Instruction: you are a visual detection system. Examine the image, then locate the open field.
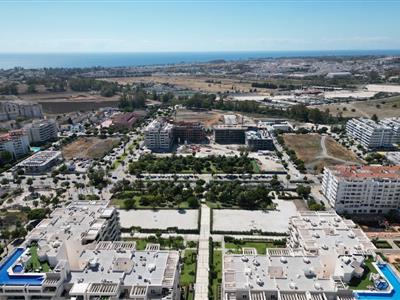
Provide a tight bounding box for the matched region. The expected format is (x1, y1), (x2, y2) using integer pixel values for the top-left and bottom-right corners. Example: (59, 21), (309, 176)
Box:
(62, 136), (120, 160)
(16, 91), (120, 114)
(174, 108), (222, 127)
(283, 133), (363, 173)
(102, 75), (254, 93)
(315, 95), (400, 119)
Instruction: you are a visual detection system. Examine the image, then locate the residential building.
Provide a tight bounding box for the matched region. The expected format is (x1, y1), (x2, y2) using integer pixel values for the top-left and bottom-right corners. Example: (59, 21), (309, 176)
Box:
(0, 100), (43, 121)
(213, 125), (247, 144)
(345, 118), (394, 149)
(0, 201), (181, 300)
(380, 117), (400, 144)
(222, 211), (375, 300)
(112, 112), (138, 129)
(322, 165), (400, 214)
(245, 130), (274, 151)
(386, 151), (400, 165)
(25, 119), (58, 145)
(144, 119), (173, 151)
(0, 130), (30, 159)
(18, 150), (63, 174)
(172, 121), (206, 144)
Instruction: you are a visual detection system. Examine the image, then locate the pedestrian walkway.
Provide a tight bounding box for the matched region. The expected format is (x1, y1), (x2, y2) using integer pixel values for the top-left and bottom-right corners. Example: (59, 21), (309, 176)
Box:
(194, 204), (210, 300)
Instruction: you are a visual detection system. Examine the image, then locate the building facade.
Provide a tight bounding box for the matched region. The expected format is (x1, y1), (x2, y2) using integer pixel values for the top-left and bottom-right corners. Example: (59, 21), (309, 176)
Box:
(144, 119), (173, 151)
(172, 121), (206, 144)
(0, 130), (30, 159)
(25, 119), (58, 145)
(346, 118), (394, 149)
(322, 165), (400, 214)
(213, 125), (247, 144)
(0, 101), (43, 121)
(245, 130), (274, 151)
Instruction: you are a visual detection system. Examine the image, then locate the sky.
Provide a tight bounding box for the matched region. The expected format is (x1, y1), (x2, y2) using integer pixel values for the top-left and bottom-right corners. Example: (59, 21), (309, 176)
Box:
(0, 0), (400, 53)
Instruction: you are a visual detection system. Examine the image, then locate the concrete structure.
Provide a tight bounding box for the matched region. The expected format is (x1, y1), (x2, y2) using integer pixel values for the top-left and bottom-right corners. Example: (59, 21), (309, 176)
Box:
(172, 121), (206, 144)
(18, 150), (63, 174)
(386, 151), (400, 165)
(25, 119), (58, 145)
(0, 201), (181, 300)
(0, 100), (43, 121)
(222, 211), (375, 300)
(322, 165), (400, 214)
(346, 118), (394, 149)
(380, 117), (400, 144)
(213, 125), (247, 144)
(144, 119), (173, 151)
(245, 130), (274, 151)
(0, 130), (30, 159)
(112, 112), (138, 129)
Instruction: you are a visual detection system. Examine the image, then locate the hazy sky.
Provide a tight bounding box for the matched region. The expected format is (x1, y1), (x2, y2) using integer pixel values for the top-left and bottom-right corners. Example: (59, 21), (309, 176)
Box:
(1, 0), (400, 52)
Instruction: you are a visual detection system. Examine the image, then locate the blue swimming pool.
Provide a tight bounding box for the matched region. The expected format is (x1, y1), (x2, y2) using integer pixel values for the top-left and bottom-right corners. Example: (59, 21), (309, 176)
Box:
(355, 264), (400, 300)
(0, 248), (44, 286)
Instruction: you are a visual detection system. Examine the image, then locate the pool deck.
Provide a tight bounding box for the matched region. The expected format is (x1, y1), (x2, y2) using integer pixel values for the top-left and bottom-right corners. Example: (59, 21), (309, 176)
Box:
(0, 248), (44, 286)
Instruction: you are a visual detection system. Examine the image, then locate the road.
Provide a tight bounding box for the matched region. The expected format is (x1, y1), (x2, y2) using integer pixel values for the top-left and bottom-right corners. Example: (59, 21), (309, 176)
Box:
(194, 204), (211, 300)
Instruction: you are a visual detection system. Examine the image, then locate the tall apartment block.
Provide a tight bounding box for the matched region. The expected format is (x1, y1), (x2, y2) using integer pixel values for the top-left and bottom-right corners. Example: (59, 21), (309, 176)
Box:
(144, 119), (174, 151)
(0, 129), (30, 159)
(322, 165), (400, 214)
(25, 119), (58, 144)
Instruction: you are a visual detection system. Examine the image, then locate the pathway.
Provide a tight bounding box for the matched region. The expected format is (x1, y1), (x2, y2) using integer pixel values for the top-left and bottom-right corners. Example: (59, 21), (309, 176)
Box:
(194, 204), (211, 300)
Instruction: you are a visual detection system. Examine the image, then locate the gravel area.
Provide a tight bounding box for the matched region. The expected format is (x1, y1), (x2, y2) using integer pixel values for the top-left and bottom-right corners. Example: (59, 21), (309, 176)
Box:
(118, 209), (199, 230)
(212, 200), (298, 234)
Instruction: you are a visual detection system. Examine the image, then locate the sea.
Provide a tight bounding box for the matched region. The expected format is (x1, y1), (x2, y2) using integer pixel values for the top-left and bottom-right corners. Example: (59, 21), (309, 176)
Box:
(0, 50), (399, 70)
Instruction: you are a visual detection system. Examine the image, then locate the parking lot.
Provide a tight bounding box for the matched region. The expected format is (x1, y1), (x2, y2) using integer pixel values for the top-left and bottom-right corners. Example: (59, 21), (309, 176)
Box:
(118, 209), (199, 230)
(212, 200), (298, 234)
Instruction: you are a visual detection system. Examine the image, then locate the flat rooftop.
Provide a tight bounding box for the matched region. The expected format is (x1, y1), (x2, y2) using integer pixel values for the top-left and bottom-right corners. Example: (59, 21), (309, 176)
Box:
(328, 165), (400, 180)
(19, 150), (61, 167)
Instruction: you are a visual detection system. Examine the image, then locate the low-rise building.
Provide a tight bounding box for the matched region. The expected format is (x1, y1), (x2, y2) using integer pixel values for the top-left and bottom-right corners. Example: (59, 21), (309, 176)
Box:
(245, 130), (274, 151)
(222, 211), (375, 300)
(0, 201), (181, 300)
(144, 119), (173, 151)
(213, 125), (247, 144)
(25, 119), (58, 145)
(112, 112), (138, 129)
(346, 118), (394, 149)
(380, 117), (400, 144)
(0, 130), (30, 159)
(18, 150), (63, 174)
(322, 165), (400, 214)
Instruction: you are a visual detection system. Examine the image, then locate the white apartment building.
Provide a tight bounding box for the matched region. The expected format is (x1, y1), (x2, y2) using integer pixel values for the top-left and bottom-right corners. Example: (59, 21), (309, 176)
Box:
(144, 119), (173, 151)
(25, 119), (58, 144)
(0, 100), (43, 121)
(0, 201), (181, 300)
(346, 118), (394, 149)
(222, 211), (375, 300)
(380, 117), (400, 144)
(0, 130), (30, 159)
(322, 165), (400, 214)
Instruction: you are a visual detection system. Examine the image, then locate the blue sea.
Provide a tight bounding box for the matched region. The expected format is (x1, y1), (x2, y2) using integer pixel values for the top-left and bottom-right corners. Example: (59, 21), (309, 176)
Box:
(0, 50), (399, 69)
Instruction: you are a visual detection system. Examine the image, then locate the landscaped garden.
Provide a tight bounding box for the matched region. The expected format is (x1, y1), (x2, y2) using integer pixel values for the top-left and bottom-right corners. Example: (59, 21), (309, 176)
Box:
(180, 250), (197, 300)
(348, 258), (378, 290)
(25, 245), (51, 273)
(224, 238), (287, 255)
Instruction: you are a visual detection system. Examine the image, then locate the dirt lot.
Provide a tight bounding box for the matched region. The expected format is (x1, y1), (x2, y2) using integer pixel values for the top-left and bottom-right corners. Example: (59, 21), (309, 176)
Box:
(103, 75), (254, 93)
(315, 95), (400, 119)
(283, 133), (363, 173)
(174, 108), (223, 127)
(62, 137), (120, 160)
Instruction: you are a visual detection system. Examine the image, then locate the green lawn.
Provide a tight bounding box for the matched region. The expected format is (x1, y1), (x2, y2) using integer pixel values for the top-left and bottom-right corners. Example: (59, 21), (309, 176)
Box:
(180, 250), (197, 285)
(211, 250), (222, 300)
(348, 258), (378, 290)
(373, 240), (393, 249)
(26, 246), (51, 272)
(225, 241), (283, 255)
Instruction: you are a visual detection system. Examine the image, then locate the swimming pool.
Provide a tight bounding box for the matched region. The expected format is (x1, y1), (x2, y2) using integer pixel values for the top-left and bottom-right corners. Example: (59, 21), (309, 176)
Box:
(0, 248), (44, 286)
(355, 264), (400, 300)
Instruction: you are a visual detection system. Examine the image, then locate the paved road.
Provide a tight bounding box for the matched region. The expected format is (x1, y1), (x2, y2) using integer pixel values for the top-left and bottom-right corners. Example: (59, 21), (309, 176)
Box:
(194, 204), (211, 300)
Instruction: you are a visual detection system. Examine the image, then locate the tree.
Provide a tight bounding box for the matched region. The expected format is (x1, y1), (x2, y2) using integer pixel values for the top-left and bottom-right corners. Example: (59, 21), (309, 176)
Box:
(296, 184), (311, 199)
(371, 114), (379, 122)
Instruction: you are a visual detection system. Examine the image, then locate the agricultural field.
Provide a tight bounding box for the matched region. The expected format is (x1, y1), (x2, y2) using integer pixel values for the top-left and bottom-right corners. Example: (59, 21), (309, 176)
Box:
(282, 133), (363, 173)
(62, 136), (120, 160)
(315, 95), (400, 119)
